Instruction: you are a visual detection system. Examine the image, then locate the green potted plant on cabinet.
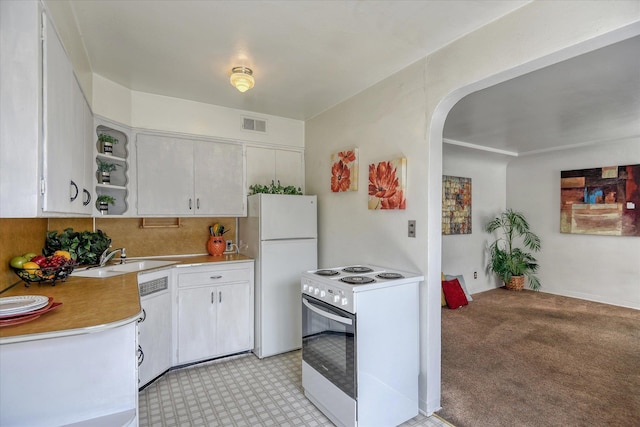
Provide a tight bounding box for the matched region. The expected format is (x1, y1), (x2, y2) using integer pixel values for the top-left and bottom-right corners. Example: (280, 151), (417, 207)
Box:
(98, 133), (119, 156)
(96, 194), (115, 215)
(485, 209), (541, 290)
(97, 159), (118, 184)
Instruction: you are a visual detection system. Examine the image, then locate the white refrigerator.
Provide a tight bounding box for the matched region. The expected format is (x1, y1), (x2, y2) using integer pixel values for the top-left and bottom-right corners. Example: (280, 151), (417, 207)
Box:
(239, 194), (318, 358)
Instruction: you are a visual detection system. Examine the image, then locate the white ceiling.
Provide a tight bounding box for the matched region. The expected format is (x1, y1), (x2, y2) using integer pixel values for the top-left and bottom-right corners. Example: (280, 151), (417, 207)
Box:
(444, 35), (640, 156)
(66, 1), (639, 155)
(68, 0), (530, 120)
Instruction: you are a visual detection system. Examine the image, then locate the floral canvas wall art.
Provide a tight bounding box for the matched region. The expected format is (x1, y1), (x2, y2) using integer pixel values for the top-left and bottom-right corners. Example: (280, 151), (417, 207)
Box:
(368, 157), (406, 210)
(331, 149), (358, 192)
(442, 175), (472, 235)
(561, 164), (640, 236)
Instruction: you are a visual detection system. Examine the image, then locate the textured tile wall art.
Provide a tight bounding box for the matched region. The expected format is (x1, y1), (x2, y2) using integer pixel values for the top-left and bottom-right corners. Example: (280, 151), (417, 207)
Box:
(442, 176), (472, 235)
(561, 164), (640, 236)
(330, 148), (359, 192)
(368, 157), (406, 210)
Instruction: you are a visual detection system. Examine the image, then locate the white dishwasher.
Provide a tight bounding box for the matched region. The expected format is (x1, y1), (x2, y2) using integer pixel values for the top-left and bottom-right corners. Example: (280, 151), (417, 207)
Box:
(137, 268), (172, 389)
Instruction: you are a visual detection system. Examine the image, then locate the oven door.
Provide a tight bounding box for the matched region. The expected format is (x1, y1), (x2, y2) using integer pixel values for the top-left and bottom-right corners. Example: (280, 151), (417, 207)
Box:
(302, 295), (357, 399)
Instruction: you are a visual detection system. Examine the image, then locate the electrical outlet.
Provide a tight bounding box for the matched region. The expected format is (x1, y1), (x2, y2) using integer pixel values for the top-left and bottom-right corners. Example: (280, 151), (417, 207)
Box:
(225, 240), (233, 252)
(474, 272), (478, 279)
(408, 220), (416, 237)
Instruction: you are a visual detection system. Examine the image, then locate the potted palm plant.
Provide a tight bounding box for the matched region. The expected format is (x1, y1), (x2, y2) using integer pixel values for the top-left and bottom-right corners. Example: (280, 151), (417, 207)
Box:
(485, 209), (541, 290)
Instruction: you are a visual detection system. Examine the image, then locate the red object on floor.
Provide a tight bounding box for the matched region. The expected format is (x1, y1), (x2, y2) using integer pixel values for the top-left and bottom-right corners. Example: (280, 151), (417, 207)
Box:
(442, 279), (468, 309)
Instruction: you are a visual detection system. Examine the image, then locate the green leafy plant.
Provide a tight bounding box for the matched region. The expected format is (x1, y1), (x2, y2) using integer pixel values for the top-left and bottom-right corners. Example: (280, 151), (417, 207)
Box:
(97, 159), (118, 172)
(485, 209), (541, 290)
(96, 195), (116, 205)
(249, 180), (303, 195)
(44, 228), (112, 265)
(98, 133), (119, 144)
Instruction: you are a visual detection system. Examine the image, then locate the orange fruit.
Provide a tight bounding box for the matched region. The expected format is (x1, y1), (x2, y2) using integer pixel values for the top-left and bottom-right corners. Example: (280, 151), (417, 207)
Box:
(53, 250), (71, 260)
(22, 261), (40, 279)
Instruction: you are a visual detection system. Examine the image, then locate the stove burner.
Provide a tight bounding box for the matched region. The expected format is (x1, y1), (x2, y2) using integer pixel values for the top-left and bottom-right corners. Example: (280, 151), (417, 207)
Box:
(315, 269), (340, 276)
(340, 276), (375, 285)
(376, 272), (405, 280)
(342, 266), (374, 274)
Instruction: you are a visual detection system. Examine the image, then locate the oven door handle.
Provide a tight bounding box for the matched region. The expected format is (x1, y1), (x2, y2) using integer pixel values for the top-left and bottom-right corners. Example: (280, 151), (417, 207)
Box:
(303, 298), (353, 325)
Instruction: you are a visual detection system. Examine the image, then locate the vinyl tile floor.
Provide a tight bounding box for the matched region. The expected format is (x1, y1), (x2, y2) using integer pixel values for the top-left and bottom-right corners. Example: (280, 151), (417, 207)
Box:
(138, 350), (452, 427)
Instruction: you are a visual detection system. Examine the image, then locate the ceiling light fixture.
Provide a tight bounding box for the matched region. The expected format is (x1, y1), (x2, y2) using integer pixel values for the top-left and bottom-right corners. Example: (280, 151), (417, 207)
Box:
(230, 66), (255, 93)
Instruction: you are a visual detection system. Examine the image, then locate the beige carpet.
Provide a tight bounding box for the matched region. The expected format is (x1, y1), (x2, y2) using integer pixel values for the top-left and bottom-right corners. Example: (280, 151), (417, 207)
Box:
(437, 288), (640, 427)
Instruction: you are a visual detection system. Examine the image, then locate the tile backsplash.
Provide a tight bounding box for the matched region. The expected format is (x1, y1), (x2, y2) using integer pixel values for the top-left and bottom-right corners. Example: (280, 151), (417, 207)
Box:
(1, 217), (236, 288)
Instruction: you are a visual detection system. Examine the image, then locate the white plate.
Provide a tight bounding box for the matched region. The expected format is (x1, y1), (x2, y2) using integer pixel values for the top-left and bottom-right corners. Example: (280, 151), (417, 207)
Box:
(0, 295), (50, 316)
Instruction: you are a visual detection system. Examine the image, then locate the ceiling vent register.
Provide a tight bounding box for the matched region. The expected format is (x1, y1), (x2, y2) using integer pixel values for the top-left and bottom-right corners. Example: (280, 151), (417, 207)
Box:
(242, 117), (267, 133)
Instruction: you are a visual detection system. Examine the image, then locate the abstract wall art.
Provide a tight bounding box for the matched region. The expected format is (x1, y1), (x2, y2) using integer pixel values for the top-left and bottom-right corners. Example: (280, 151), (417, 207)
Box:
(330, 148), (359, 192)
(442, 175), (472, 235)
(560, 164), (640, 236)
(368, 157), (406, 210)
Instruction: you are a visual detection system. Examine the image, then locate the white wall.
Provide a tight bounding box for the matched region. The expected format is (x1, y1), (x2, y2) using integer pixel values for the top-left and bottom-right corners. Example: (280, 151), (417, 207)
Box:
(306, 1), (640, 415)
(441, 145), (509, 294)
(507, 138), (640, 309)
(92, 75), (304, 148)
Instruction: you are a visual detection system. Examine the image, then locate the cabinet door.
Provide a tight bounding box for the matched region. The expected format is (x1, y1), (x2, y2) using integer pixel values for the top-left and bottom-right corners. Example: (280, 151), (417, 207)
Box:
(275, 150), (304, 192)
(137, 134), (194, 215)
(216, 282), (252, 356)
(194, 141), (245, 216)
(246, 146), (276, 190)
(42, 16), (74, 213)
(138, 292), (172, 388)
(177, 286), (217, 364)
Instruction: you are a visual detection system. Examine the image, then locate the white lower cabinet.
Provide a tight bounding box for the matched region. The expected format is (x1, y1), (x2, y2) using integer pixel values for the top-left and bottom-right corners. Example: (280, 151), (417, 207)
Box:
(175, 262), (254, 365)
(138, 291), (172, 388)
(0, 322), (138, 427)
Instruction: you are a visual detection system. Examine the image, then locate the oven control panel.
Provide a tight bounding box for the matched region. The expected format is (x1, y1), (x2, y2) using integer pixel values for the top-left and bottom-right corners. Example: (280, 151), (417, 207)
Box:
(301, 277), (353, 313)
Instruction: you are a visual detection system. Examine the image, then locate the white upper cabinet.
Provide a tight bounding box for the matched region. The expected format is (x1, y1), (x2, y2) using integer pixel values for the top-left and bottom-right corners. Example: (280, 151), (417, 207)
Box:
(136, 133), (245, 216)
(41, 12), (93, 215)
(246, 146), (304, 194)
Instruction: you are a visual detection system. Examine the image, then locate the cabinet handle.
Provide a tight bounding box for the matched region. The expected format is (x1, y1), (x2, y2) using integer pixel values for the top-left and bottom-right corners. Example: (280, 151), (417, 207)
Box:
(137, 345), (144, 366)
(210, 275), (222, 280)
(137, 308), (146, 323)
(70, 180), (78, 202)
(219, 291), (222, 303)
(82, 189), (91, 206)
(189, 198), (192, 210)
(211, 291), (214, 304)
(197, 198), (200, 210)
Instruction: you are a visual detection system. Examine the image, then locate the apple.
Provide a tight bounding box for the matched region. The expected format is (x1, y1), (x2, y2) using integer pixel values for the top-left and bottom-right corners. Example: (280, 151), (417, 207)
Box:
(22, 252), (37, 261)
(10, 256), (28, 269)
(31, 255), (47, 266)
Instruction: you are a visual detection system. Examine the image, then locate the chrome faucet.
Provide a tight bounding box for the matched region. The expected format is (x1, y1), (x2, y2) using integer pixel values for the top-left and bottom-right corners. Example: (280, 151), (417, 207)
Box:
(99, 247), (127, 266)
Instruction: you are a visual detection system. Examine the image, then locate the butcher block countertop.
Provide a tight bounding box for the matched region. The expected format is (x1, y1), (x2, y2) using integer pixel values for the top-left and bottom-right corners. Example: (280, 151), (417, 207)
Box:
(0, 253), (253, 344)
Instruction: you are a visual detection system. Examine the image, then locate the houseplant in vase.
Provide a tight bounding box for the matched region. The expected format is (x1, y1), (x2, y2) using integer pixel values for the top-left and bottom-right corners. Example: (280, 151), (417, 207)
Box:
(96, 195), (115, 215)
(485, 209), (541, 290)
(97, 159), (117, 184)
(98, 133), (119, 156)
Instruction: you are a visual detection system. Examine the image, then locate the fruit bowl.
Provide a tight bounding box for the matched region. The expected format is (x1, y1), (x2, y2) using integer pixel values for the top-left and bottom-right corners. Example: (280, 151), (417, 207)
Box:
(13, 262), (78, 286)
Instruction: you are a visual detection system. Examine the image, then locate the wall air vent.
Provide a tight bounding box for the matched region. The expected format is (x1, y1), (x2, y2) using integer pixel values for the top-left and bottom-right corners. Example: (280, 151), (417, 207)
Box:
(242, 117), (267, 133)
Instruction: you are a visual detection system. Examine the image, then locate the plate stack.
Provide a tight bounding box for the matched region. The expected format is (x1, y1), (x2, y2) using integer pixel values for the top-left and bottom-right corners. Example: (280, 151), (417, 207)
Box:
(0, 295), (62, 327)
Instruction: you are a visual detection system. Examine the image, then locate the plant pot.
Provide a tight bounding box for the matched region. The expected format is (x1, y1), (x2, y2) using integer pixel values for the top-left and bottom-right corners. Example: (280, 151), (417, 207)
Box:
(207, 236), (225, 256)
(101, 140), (113, 156)
(98, 171), (111, 184)
(505, 275), (525, 291)
(98, 202), (109, 215)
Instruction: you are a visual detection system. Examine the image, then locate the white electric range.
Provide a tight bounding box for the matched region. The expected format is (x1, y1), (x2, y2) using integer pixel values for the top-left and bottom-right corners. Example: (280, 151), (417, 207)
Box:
(301, 264), (424, 427)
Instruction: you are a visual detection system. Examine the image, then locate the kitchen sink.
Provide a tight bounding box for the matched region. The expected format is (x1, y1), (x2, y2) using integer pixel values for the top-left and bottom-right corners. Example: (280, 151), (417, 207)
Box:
(72, 260), (179, 278)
